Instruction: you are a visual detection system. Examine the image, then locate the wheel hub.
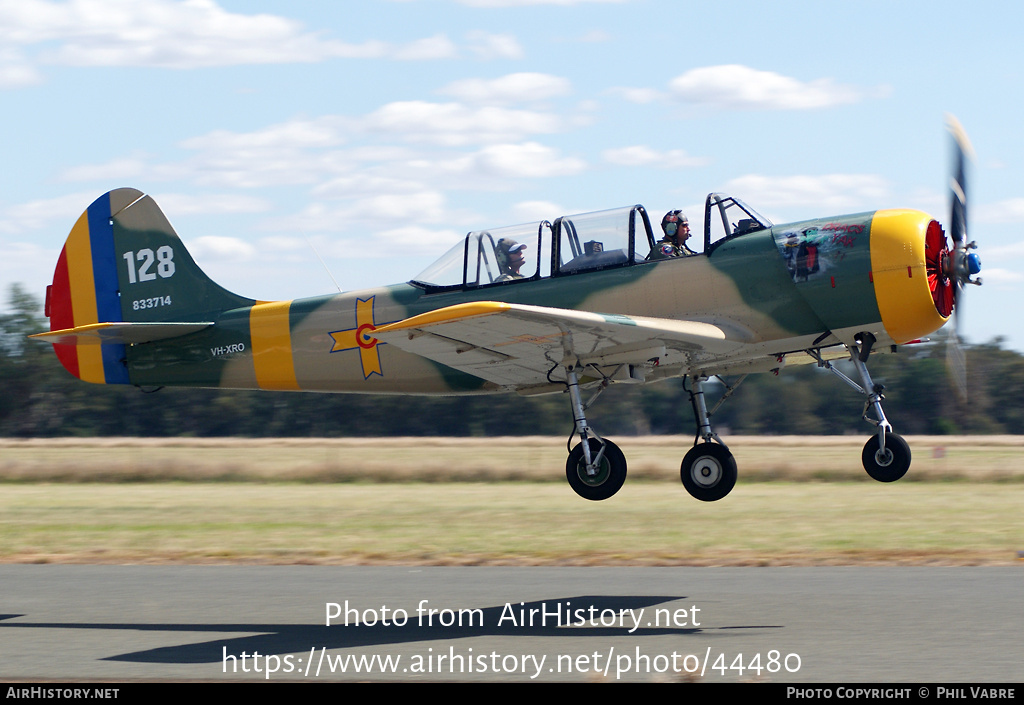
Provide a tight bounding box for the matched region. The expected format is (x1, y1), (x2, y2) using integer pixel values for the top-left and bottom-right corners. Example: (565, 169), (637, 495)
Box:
(566, 439), (627, 501)
(577, 457), (610, 486)
(691, 456), (722, 488)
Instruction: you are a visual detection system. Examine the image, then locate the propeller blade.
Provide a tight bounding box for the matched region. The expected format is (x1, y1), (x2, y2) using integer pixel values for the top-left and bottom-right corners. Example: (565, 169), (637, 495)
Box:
(946, 114), (973, 246)
(943, 115), (977, 403)
(946, 307), (968, 404)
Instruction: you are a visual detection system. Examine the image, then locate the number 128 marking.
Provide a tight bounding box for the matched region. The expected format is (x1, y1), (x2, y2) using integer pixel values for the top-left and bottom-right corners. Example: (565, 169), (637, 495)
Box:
(123, 246), (176, 284)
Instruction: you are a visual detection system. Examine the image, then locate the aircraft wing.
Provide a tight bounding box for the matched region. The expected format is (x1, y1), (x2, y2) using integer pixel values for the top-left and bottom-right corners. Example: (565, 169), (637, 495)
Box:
(370, 301), (749, 389)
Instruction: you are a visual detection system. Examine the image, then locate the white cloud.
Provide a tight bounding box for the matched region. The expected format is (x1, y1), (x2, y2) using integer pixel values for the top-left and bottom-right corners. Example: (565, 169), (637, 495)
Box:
(512, 200), (562, 222)
(669, 65), (865, 110)
(986, 241), (1024, 259)
(312, 176), (428, 200)
(602, 145), (709, 168)
(176, 117), (351, 188)
(42, 100), (582, 251)
(393, 34), (458, 60)
(187, 162), (324, 190)
(1, 0), (390, 68)
(54, 98), (578, 199)
(366, 225), (466, 255)
(607, 87), (664, 104)
(905, 187), (944, 219)
(0, 48), (41, 87)
(465, 31), (524, 60)
(0, 0), (468, 86)
(284, 190), (451, 233)
(0, 192), (97, 233)
(725, 174), (890, 211)
(189, 235), (257, 261)
(152, 193), (271, 215)
(977, 267), (1023, 286)
(0, 188), (267, 247)
(976, 198), (1024, 224)
(180, 117), (346, 152)
(258, 236), (307, 253)
(439, 73), (571, 104)
(59, 155), (155, 182)
(456, 0), (625, 6)
(361, 101), (563, 146)
(60, 117), (353, 189)
(443, 142), (586, 179)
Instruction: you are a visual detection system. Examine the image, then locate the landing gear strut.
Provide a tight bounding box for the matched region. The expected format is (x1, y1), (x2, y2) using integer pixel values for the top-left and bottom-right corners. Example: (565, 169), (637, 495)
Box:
(679, 375), (738, 502)
(809, 333), (912, 483)
(562, 364), (626, 501)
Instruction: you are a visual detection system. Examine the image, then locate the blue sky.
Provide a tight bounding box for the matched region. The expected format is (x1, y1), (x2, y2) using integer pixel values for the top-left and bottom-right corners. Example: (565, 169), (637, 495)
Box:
(2, 0), (1022, 350)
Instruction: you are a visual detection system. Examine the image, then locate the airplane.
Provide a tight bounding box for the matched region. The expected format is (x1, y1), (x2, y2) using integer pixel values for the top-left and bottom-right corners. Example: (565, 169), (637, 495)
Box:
(30, 118), (983, 502)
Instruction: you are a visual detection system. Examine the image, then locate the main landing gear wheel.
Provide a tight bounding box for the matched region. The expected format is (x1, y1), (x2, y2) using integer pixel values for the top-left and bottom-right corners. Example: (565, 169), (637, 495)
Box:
(566, 438), (627, 501)
(680, 443), (737, 502)
(861, 433), (911, 483)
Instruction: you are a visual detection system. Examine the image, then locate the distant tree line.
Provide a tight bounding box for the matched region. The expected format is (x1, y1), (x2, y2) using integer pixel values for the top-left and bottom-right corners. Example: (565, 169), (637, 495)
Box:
(2, 284), (1022, 438)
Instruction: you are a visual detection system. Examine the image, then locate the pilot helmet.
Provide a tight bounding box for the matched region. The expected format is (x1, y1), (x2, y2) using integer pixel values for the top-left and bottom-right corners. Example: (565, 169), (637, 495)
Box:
(496, 238), (527, 270)
(662, 210), (688, 237)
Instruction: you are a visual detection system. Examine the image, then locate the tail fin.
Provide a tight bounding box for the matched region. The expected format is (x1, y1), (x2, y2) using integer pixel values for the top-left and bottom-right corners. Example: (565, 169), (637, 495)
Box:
(38, 188), (254, 384)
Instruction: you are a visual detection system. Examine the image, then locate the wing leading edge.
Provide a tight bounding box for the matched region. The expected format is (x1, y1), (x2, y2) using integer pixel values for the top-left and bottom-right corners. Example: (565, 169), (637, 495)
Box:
(370, 301), (749, 390)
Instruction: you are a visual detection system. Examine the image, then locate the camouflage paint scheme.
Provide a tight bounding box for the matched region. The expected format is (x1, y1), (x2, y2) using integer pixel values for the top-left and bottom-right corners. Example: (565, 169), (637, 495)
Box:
(36, 189), (949, 397)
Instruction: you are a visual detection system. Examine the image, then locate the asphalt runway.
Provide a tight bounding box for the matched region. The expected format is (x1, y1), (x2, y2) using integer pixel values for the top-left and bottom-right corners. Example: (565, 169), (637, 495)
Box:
(0, 566), (1020, 682)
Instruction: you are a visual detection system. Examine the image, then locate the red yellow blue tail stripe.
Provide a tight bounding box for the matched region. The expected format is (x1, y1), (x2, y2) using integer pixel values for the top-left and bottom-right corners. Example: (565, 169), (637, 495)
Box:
(48, 192), (130, 384)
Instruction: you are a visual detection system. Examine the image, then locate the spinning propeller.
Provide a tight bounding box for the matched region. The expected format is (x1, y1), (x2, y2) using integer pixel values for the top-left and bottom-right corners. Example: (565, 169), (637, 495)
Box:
(926, 116), (982, 401)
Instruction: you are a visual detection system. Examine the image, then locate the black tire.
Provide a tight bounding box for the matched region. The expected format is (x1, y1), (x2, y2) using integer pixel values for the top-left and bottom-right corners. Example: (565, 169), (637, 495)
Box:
(862, 433), (911, 482)
(680, 443), (737, 502)
(566, 438), (627, 501)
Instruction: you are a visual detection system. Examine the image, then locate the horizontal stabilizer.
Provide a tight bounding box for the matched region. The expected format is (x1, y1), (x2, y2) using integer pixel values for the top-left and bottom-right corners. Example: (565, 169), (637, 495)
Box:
(30, 321), (213, 346)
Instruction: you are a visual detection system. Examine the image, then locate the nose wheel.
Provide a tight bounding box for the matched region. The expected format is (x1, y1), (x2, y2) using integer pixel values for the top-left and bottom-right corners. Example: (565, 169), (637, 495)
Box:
(862, 432), (911, 482)
(680, 443), (737, 502)
(809, 336), (914, 484)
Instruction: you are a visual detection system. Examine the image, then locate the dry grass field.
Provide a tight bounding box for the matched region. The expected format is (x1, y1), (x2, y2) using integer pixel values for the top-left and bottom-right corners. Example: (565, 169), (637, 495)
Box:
(2, 435), (1023, 483)
(1, 437), (1022, 566)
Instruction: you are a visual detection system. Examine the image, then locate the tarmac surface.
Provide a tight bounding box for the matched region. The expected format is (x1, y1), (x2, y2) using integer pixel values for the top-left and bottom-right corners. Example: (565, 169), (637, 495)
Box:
(1, 566), (1020, 682)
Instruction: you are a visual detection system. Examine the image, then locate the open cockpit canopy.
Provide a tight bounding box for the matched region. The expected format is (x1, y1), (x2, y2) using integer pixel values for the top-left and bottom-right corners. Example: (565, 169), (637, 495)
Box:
(411, 196), (771, 292)
(703, 193), (772, 253)
(412, 205), (654, 291)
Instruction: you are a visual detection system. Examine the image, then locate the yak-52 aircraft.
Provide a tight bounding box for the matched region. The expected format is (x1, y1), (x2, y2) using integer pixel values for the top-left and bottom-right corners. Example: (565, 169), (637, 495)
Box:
(32, 119), (983, 501)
